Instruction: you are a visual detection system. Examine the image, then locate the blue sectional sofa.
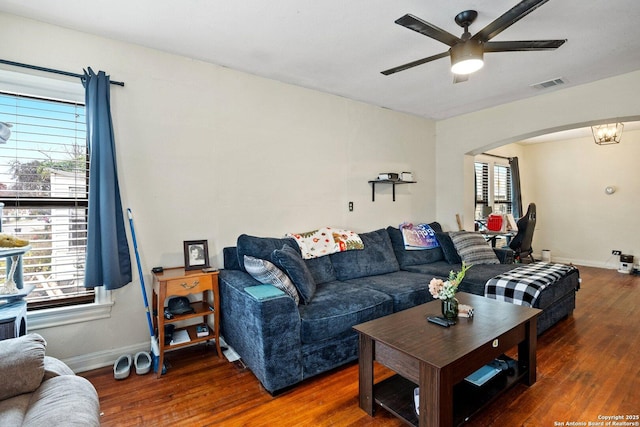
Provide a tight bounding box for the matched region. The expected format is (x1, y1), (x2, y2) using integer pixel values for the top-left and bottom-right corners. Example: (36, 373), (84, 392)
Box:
(219, 223), (579, 394)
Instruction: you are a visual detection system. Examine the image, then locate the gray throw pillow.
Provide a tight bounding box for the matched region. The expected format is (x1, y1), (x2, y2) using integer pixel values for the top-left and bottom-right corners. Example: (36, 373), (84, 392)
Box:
(243, 255), (300, 305)
(271, 245), (316, 305)
(449, 231), (499, 265)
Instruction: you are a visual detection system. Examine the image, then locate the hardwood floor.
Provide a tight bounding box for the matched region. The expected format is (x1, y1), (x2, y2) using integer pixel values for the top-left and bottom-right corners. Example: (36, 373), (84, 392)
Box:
(81, 266), (640, 426)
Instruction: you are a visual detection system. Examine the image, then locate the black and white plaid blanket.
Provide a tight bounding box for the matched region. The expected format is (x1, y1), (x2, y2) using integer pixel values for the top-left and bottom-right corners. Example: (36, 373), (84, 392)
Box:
(485, 262), (578, 307)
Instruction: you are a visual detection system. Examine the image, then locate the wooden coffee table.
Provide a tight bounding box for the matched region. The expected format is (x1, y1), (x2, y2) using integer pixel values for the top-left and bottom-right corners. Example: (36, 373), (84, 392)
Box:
(353, 292), (541, 427)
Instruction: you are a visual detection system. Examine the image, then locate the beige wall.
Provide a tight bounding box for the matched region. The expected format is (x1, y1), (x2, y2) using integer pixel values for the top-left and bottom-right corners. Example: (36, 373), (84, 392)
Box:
(0, 13), (436, 364)
(490, 129), (640, 268)
(436, 71), (640, 260)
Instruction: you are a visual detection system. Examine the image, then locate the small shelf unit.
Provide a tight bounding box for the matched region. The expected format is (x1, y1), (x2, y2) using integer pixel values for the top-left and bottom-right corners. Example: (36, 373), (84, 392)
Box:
(368, 180), (416, 201)
(152, 267), (221, 378)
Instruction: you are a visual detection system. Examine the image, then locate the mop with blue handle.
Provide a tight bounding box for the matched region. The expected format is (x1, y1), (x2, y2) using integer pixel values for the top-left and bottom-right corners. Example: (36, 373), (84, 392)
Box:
(127, 208), (162, 374)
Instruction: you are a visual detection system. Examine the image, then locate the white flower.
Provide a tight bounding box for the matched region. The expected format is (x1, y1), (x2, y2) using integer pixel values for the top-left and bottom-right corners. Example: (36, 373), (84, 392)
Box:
(429, 262), (472, 300)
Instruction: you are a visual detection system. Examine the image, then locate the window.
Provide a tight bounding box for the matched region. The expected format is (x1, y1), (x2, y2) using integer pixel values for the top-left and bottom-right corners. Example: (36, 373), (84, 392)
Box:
(474, 162), (489, 219)
(0, 91), (93, 309)
(474, 160), (512, 218)
(493, 164), (512, 214)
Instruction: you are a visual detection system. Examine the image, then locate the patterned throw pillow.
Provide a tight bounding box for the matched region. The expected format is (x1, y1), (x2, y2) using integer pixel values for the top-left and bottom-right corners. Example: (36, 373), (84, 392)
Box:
(243, 255), (300, 305)
(449, 231), (500, 265)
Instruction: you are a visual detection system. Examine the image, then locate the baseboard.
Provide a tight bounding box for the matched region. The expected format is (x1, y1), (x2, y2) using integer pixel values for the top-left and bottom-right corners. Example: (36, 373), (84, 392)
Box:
(62, 336), (237, 374)
(533, 253), (620, 270)
(62, 341), (151, 373)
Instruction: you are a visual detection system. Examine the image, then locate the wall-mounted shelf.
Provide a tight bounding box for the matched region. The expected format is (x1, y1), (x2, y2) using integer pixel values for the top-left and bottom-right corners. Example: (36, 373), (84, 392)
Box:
(368, 180), (416, 201)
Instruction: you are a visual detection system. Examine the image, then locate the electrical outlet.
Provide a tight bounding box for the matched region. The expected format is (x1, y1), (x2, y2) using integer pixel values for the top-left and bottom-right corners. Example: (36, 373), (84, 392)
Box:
(348, 201), (353, 212)
(612, 250), (622, 256)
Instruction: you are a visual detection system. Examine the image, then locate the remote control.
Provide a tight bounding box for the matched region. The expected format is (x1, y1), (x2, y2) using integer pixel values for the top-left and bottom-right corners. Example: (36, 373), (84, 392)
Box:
(427, 316), (451, 327)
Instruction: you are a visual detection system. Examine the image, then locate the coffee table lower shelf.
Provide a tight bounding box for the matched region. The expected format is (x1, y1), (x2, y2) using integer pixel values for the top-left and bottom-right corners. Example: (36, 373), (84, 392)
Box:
(374, 358), (527, 427)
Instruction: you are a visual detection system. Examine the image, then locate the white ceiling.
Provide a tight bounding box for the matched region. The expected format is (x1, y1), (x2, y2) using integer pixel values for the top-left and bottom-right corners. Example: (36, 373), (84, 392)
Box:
(1, 0), (640, 121)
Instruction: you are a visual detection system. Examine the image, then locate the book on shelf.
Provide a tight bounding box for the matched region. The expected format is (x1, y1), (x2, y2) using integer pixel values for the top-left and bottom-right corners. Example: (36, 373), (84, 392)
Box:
(244, 284), (286, 300)
(464, 364), (501, 386)
(169, 329), (190, 345)
(196, 324), (209, 338)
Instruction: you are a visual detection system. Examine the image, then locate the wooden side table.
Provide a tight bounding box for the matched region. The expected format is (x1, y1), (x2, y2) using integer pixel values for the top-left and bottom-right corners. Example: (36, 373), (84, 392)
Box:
(151, 267), (221, 378)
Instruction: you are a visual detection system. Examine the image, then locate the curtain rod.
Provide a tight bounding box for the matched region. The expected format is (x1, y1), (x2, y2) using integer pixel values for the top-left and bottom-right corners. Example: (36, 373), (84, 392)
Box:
(0, 58), (125, 87)
(480, 152), (512, 160)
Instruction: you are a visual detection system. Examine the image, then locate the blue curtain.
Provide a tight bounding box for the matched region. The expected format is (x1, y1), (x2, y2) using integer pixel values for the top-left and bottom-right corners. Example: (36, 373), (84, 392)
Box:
(83, 68), (132, 289)
(509, 157), (523, 219)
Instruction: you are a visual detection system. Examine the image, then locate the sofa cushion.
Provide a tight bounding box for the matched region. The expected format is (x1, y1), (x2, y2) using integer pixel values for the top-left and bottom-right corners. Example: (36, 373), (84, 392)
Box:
(402, 261), (519, 295)
(387, 225), (444, 267)
(23, 375), (101, 427)
(0, 333), (46, 401)
(271, 244), (316, 304)
(43, 356), (74, 380)
(236, 234), (299, 272)
(449, 231), (500, 265)
(345, 271), (434, 312)
(0, 394), (30, 426)
(435, 232), (463, 264)
(455, 263), (521, 294)
(330, 229), (399, 281)
(297, 281), (393, 343)
(243, 255), (300, 305)
(303, 256), (337, 285)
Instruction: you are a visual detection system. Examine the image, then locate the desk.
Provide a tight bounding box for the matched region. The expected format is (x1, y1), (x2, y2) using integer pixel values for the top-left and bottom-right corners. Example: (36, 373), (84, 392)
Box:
(482, 231), (515, 248)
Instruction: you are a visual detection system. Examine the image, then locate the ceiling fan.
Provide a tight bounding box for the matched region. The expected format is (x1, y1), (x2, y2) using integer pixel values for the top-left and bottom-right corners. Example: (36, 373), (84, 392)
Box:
(381, 0), (566, 83)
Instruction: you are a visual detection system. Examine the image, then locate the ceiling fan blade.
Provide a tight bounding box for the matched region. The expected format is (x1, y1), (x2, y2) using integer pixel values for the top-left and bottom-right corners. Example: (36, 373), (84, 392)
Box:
(484, 39), (566, 52)
(471, 0), (550, 42)
(381, 51), (450, 76)
(453, 74), (469, 84)
(395, 14), (461, 47)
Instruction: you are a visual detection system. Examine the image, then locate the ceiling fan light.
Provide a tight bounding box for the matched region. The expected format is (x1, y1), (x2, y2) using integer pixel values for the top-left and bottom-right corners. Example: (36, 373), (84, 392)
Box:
(450, 41), (484, 75)
(451, 59), (484, 75)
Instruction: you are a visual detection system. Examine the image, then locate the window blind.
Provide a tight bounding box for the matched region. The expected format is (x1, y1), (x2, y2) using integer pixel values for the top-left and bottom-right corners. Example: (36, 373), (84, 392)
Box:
(474, 162), (489, 219)
(493, 164), (512, 214)
(0, 91), (93, 307)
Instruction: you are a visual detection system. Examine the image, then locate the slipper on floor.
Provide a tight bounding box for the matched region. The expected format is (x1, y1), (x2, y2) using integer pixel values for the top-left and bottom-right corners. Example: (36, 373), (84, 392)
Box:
(134, 351), (152, 375)
(114, 354), (132, 380)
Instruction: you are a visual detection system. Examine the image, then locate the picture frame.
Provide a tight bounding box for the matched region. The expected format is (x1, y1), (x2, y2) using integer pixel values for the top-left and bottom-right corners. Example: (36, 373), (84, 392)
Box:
(183, 240), (210, 271)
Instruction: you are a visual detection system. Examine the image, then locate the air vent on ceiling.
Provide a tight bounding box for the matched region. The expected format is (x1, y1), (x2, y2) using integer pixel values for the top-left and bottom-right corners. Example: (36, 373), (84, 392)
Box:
(530, 77), (566, 90)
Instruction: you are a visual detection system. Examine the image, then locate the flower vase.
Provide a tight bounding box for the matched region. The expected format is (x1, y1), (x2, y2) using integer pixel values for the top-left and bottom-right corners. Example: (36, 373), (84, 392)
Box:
(441, 297), (459, 320)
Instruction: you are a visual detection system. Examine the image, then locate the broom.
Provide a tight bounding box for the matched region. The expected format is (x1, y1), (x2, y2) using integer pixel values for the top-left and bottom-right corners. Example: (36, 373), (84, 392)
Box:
(127, 208), (161, 373)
